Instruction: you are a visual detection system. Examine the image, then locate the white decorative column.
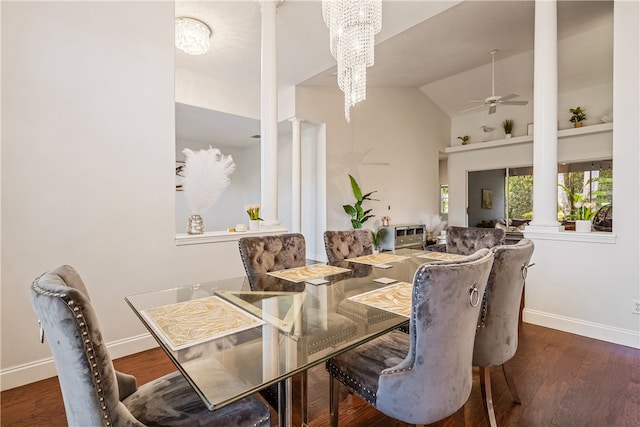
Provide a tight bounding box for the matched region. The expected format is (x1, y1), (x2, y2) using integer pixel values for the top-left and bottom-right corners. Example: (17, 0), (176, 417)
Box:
(526, 0), (563, 233)
(290, 117), (302, 233)
(260, 0), (279, 222)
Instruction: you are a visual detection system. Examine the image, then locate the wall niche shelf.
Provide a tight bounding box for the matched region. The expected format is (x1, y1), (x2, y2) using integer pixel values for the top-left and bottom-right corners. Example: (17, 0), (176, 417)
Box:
(444, 122), (612, 154)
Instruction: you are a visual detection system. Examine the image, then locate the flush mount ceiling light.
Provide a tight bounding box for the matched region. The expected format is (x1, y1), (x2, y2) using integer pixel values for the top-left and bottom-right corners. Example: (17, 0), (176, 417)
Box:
(175, 17), (212, 55)
(322, 0), (382, 122)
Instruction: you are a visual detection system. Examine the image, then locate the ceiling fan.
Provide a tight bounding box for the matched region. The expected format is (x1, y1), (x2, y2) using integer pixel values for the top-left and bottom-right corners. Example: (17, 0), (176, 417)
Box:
(462, 49), (529, 115)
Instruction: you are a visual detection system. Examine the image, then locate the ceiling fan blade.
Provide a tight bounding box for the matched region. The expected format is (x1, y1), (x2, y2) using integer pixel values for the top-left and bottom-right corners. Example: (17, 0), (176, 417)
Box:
(467, 100), (486, 103)
(502, 100), (529, 105)
(461, 104), (487, 113)
(464, 52), (528, 115)
(500, 93), (520, 101)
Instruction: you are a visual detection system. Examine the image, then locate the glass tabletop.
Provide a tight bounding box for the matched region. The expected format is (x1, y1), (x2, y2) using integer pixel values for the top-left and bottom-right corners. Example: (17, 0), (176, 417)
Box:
(125, 249), (434, 411)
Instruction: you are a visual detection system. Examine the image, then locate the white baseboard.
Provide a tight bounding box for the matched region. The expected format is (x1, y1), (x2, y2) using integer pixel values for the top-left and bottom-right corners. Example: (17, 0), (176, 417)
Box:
(0, 333), (158, 392)
(523, 308), (640, 349)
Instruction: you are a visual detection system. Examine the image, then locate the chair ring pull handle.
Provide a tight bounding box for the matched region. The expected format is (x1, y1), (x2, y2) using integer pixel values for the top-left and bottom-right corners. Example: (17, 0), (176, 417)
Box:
(521, 262), (535, 280)
(469, 286), (480, 307)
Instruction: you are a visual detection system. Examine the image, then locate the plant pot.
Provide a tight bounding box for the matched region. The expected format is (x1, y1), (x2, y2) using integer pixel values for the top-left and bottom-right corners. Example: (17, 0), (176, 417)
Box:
(505, 133), (512, 139)
(574, 121), (583, 128)
(249, 220), (261, 231)
(575, 220), (592, 233)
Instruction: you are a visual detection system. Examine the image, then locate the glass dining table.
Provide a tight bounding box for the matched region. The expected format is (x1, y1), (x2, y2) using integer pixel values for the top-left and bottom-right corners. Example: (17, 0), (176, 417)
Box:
(125, 249), (464, 427)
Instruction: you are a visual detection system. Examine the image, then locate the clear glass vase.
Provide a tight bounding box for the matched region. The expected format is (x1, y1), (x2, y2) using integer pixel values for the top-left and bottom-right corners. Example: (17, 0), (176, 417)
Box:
(187, 214), (204, 234)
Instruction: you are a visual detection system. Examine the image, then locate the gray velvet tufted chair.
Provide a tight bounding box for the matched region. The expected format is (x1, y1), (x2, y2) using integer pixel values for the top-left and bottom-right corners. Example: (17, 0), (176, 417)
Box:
(237, 233), (357, 423)
(326, 249), (495, 426)
(323, 230), (393, 329)
(30, 265), (270, 427)
(426, 226), (506, 255)
(323, 229), (373, 263)
(238, 233), (306, 276)
(473, 239), (535, 427)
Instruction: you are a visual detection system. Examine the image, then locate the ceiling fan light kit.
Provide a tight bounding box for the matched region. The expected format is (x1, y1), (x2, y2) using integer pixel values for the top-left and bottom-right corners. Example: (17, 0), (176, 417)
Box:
(462, 49), (529, 115)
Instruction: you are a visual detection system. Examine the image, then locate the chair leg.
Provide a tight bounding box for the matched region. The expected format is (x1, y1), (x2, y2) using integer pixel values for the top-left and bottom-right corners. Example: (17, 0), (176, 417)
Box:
(479, 366), (498, 427)
(329, 375), (340, 427)
(300, 371), (308, 427)
(501, 363), (522, 404)
(276, 378), (293, 427)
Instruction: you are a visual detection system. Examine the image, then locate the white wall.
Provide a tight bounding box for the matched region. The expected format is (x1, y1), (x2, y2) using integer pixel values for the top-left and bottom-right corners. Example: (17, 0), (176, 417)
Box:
(296, 85), (451, 236)
(0, 1), (254, 389)
(445, 1), (639, 348)
(175, 68), (260, 121)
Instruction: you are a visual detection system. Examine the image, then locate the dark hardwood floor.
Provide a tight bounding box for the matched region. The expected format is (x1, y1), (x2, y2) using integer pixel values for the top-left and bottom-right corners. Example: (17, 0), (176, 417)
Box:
(2, 323), (638, 426)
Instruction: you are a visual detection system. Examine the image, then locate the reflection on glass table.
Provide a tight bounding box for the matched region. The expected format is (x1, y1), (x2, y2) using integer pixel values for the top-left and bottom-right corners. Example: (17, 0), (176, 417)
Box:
(125, 248), (432, 427)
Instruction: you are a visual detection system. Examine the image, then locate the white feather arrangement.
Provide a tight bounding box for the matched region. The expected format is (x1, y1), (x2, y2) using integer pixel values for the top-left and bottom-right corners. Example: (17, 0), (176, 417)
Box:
(182, 147), (236, 215)
(421, 213), (447, 235)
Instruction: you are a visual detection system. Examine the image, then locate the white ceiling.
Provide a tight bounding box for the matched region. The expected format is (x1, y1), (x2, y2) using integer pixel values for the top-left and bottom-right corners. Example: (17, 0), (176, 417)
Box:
(175, 0), (613, 147)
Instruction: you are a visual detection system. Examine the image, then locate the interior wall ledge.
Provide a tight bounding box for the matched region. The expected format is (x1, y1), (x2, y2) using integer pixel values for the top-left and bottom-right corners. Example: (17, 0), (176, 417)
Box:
(523, 230), (616, 244)
(444, 122), (613, 154)
(176, 225), (289, 246)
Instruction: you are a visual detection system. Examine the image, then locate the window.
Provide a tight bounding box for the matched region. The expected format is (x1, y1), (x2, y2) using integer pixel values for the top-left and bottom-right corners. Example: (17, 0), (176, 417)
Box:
(557, 159), (613, 223)
(440, 185), (449, 218)
(507, 167), (533, 222)
(505, 160), (613, 228)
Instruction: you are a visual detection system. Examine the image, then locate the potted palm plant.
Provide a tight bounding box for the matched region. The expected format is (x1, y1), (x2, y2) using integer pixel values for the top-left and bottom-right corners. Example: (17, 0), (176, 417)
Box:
(371, 228), (387, 253)
(569, 106), (587, 128)
(502, 119), (514, 138)
(343, 174), (377, 229)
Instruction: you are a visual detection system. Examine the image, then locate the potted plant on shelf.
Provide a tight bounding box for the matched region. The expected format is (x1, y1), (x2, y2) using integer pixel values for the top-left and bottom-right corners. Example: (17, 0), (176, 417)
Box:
(343, 174), (378, 229)
(457, 135), (470, 145)
(573, 200), (597, 232)
(569, 106), (587, 128)
(502, 119), (514, 138)
(371, 228), (387, 253)
(245, 204), (263, 231)
(559, 183), (597, 232)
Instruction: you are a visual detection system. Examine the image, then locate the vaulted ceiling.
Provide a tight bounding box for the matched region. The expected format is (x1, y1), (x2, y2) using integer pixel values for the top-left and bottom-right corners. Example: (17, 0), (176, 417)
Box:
(175, 0), (613, 146)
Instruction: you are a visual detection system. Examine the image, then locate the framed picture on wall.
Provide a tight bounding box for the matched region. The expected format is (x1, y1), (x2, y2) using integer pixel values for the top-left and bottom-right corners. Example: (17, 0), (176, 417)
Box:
(481, 189), (493, 209)
(176, 161), (185, 191)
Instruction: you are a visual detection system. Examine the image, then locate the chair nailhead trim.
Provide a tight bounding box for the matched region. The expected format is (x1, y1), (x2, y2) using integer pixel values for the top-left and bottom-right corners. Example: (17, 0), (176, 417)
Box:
(252, 413), (270, 427)
(307, 326), (358, 354)
(327, 362), (376, 404)
(33, 282), (112, 427)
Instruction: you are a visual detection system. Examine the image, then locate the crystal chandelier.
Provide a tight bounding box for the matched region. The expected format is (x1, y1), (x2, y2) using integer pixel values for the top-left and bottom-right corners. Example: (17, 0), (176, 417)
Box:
(322, 0), (382, 122)
(175, 17), (212, 55)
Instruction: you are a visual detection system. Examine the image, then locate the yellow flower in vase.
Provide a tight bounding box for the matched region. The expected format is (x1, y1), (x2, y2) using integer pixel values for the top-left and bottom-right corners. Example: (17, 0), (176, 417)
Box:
(245, 204), (263, 221)
(246, 204), (263, 231)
